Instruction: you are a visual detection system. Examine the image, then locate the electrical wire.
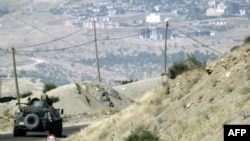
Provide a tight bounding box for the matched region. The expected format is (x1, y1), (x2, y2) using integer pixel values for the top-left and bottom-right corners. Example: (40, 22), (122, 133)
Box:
(99, 31), (148, 41)
(6, 15), (223, 57)
(17, 40), (95, 53)
(98, 25), (159, 41)
(169, 25), (223, 55)
(0, 48), (11, 56)
(16, 25), (157, 53)
(17, 28), (85, 49)
(8, 14), (76, 47)
(101, 21), (165, 28)
(17, 21), (165, 50)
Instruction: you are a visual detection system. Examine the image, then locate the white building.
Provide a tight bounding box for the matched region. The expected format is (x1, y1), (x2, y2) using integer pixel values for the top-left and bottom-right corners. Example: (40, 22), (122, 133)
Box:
(239, 9), (246, 16)
(216, 2), (226, 15)
(146, 13), (161, 23)
(82, 17), (119, 29)
(206, 2), (226, 16)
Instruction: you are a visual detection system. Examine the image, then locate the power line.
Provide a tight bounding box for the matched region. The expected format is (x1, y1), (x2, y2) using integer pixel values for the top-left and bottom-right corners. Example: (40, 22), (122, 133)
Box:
(169, 25), (223, 55)
(8, 14), (76, 47)
(16, 24), (157, 51)
(6, 15), (222, 57)
(17, 40), (95, 53)
(6, 13), (164, 52)
(0, 48), (11, 56)
(16, 25), (158, 53)
(98, 26), (158, 41)
(11, 19), (162, 52)
(101, 21), (165, 28)
(99, 31), (144, 41)
(4, 13), (224, 56)
(17, 28), (85, 49)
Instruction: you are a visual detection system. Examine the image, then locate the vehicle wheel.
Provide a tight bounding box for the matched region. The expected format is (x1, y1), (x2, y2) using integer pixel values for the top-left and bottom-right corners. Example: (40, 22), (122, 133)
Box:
(24, 114), (40, 130)
(49, 120), (62, 137)
(19, 130), (27, 136)
(13, 128), (27, 137)
(13, 128), (19, 137)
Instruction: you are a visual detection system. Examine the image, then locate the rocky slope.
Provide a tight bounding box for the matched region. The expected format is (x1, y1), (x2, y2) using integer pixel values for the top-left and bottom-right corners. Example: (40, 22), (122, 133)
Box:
(62, 43), (250, 141)
(0, 75), (162, 134)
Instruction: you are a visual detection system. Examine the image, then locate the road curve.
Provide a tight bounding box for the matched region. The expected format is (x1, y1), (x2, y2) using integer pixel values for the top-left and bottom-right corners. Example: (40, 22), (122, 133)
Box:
(0, 124), (88, 141)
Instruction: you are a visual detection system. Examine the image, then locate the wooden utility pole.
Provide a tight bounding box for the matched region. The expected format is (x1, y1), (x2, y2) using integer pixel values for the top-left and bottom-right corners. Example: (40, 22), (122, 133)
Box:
(164, 21), (169, 73)
(0, 79), (2, 98)
(93, 21), (101, 82)
(12, 47), (21, 108)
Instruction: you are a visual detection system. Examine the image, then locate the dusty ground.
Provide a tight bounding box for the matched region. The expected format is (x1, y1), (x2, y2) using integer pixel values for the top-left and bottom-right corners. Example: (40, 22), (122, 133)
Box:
(0, 75), (162, 134)
(61, 43), (250, 141)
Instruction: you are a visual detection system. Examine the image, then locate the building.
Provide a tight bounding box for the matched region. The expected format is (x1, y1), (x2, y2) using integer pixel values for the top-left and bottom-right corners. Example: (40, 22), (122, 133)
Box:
(138, 27), (171, 40)
(146, 13), (161, 23)
(206, 2), (226, 16)
(82, 17), (119, 29)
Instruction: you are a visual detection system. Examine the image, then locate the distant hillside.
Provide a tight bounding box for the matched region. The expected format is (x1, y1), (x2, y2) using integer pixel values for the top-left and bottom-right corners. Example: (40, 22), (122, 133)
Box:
(0, 0), (31, 12)
(0, 0), (103, 17)
(1, 0), (249, 86)
(63, 42), (250, 141)
(0, 78), (134, 133)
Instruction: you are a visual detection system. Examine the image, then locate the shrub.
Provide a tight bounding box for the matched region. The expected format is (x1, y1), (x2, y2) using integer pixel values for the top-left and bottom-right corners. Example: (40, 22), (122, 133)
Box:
(162, 81), (170, 95)
(225, 86), (234, 93)
(168, 61), (189, 79)
(186, 53), (204, 69)
(230, 46), (240, 52)
(49, 96), (60, 103)
(187, 54), (197, 65)
(3, 109), (10, 117)
(43, 83), (57, 93)
(21, 91), (32, 98)
(241, 87), (250, 95)
(244, 36), (250, 44)
(210, 77), (218, 87)
(186, 76), (200, 90)
(168, 54), (204, 79)
(246, 71), (250, 81)
(125, 126), (159, 141)
(209, 97), (214, 103)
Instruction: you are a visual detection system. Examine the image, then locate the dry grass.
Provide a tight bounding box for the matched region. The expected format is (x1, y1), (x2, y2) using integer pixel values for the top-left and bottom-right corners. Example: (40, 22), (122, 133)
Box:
(64, 87), (167, 141)
(63, 44), (250, 141)
(0, 108), (13, 133)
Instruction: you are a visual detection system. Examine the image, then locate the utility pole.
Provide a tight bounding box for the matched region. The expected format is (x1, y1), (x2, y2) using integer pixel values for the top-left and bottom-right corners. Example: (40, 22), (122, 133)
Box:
(93, 21), (101, 82)
(0, 79), (2, 98)
(12, 47), (21, 108)
(164, 21), (169, 72)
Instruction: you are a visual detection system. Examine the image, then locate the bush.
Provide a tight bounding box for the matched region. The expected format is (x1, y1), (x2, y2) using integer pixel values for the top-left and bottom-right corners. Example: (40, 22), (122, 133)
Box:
(244, 36), (250, 44)
(186, 53), (204, 69)
(125, 126), (159, 141)
(49, 96), (60, 103)
(168, 61), (189, 79)
(43, 83), (57, 93)
(241, 87), (250, 95)
(3, 109), (10, 117)
(21, 91), (32, 98)
(168, 54), (204, 79)
(162, 81), (170, 95)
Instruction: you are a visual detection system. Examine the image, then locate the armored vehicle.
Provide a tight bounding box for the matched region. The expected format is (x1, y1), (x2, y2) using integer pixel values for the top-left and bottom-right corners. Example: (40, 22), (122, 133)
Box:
(13, 98), (63, 137)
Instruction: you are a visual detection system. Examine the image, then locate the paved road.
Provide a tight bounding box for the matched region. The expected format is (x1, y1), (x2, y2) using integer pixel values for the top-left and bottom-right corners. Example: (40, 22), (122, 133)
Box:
(0, 124), (88, 141)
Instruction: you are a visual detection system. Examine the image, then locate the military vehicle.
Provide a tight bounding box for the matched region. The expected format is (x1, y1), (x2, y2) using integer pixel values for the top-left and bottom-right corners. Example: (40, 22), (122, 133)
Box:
(13, 98), (63, 137)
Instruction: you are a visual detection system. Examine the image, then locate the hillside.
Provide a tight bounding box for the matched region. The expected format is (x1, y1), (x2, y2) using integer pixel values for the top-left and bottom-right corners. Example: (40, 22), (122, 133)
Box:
(62, 43), (250, 141)
(0, 75), (163, 133)
(0, 1), (250, 139)
(1, 0), (250, 86)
